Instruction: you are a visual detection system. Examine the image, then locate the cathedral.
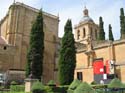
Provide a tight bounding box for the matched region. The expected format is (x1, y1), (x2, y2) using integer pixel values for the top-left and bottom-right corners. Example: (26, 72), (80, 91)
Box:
(0, 2), (59, 83)
(0, 2), (125, 84)
(74, 7), (125, 84)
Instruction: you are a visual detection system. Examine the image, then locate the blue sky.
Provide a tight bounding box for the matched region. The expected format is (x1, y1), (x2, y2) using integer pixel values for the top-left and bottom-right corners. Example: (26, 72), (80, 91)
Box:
(0, 0), (125, 40)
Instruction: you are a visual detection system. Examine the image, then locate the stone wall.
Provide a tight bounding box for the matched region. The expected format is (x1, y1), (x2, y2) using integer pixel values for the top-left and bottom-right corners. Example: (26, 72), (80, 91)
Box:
(76, 40), (125, 83)
(0, 44), (16, 72)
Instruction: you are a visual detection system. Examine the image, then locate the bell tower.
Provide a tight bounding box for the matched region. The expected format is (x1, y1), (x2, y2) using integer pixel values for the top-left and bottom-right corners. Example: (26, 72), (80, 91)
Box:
(74, 7), (99, 42)
(74, 7), (99, 66)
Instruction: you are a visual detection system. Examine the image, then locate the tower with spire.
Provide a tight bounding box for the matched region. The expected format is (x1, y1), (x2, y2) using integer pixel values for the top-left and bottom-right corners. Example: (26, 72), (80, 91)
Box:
(74, 6), (99, 67)
(74, 7), (99, 42)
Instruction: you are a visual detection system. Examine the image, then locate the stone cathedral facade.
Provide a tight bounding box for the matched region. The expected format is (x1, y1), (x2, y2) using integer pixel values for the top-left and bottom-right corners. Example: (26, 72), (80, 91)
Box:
(0, 2), (59, 83)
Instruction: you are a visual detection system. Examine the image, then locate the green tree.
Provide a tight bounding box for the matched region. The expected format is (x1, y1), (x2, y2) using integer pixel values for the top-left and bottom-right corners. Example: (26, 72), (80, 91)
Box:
(58, 19), (76, 85)
(120, 8), (125, 39)
(98, 16), (105, 40)
(26, 9), (44, 80)
(109, 24), (114, 41)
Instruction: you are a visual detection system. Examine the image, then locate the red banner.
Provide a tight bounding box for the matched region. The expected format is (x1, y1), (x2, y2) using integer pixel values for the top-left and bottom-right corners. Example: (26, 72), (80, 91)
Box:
(93, 59), (104, 74)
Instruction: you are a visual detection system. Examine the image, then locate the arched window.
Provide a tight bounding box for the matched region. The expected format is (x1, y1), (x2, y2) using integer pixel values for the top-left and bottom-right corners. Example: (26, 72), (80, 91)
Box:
(77, 30), (80, 40)
(83, 28), (86, 38)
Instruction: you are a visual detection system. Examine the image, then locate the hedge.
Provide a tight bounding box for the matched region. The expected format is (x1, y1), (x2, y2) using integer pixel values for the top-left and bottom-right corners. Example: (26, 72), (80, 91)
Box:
(10, 85), (25, 92)
(67, 79), (81, 93)
(74, 82), (95, 93)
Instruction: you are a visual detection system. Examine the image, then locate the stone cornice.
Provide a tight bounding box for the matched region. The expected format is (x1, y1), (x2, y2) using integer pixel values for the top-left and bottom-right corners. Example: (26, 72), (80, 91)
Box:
(11, 2), (59, 20)
(76, 39), (125, 52)
(0, 2), (59, 25)
(74, 21), (98, 29)
(94, 39), (125, 50)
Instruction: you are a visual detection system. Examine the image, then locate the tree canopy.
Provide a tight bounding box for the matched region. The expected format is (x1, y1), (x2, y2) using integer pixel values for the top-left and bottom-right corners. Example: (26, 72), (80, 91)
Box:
(26, 9), (44, 81)
(98, 16), (105, 41)
(58, 19), (76, 85)
(120, 8), (125, 39)
(109, 24), (114, 41)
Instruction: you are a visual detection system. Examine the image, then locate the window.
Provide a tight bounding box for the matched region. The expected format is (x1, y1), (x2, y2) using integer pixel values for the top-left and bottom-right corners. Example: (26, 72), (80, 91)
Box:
(83, 28), (86, 38)
(77, 30), (80, 40)
(77, 72), (83, 80)
(3, 46), (7, 50)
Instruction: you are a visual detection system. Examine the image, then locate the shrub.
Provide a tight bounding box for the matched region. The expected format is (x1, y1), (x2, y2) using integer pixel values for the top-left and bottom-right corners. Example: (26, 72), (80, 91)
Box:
(74, 82), (95, 93)
(11, 81), (18, 85)
(91, 81), (97, 85)
(92, 84), (108, 89)
(44, 86), (54, 93)
(47, 80), (56, 86)
(10, 85), (25, 92)
(123, 83), (125, 88)
(45, 80), (56, 93)
(59, 85), (69, 93)
(108, 78), (123, 88)
(45, 85), (69, 93)
(67, 79), (81, 93)
(68, 79), (81, 89)
(31, 81), (44, 93)
(95, 89), (105, 93)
